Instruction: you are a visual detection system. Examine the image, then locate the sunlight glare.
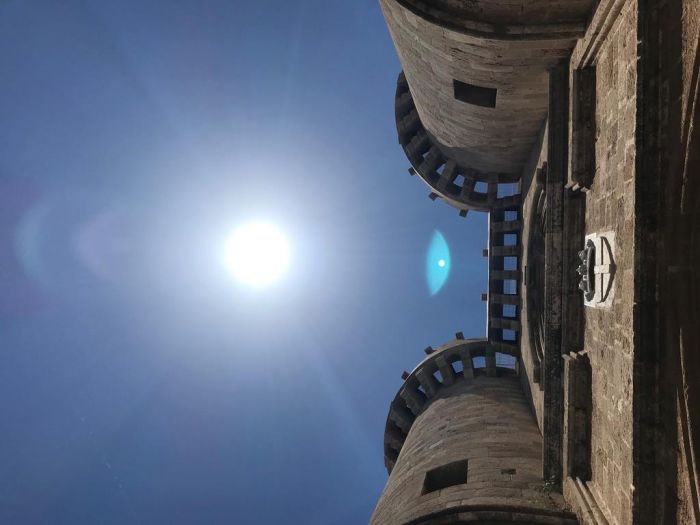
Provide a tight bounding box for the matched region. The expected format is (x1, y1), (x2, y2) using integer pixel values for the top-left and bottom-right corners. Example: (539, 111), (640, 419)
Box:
(225, 222), (290, 286)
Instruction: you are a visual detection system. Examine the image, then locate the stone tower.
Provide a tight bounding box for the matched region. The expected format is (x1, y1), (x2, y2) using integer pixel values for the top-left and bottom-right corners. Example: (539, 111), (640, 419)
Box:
(384, 0), (592, 214)
(370, 339), (576, 524)
(374, 0), (700, 523)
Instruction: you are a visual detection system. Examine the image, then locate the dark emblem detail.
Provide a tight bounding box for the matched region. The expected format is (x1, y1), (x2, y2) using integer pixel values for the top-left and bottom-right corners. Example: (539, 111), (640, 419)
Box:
(577, 239), (596, 302)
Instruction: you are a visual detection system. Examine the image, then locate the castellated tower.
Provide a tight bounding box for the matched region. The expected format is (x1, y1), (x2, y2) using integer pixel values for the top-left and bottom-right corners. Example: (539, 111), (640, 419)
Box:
(370, 339), (576, 525)
(383, 0), (592, 215)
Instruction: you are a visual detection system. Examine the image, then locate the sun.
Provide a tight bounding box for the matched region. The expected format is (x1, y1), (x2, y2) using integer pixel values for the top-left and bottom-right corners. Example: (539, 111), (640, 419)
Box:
(225, 222), (290, 286)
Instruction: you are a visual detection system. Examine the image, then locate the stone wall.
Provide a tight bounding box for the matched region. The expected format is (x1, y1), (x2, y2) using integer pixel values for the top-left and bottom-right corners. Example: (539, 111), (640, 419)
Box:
(574, 0), (638, 522)
(654, 0), (700, 521)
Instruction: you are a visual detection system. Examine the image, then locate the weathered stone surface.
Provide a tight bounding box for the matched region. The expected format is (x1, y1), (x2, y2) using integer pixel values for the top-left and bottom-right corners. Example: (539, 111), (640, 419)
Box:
(576, 2), (637, 522)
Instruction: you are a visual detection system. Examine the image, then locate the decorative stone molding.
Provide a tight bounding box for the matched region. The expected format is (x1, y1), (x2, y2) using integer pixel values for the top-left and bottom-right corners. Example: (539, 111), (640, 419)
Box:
(568, 66), (596, 191)
(526, 169), (547, 386)
(563, 351), (592, 480)
(564, 477), (611, 525)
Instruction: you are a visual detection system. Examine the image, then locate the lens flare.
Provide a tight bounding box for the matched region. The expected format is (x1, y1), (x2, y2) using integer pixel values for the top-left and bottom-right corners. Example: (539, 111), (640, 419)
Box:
(426, 231), (450, 295)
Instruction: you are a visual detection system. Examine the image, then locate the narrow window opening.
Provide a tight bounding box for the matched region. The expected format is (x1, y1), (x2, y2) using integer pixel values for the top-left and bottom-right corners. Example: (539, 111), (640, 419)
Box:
(451, 360), (464, 374)
(504, 234), (518, 246)
(497, 183), (518, 198)
(502, 329), (517, 342)
(433, 370), (443, 383)
(422, 460), (469, 494)
(496, 353), (517, 369)
(453, 80), (497, 108)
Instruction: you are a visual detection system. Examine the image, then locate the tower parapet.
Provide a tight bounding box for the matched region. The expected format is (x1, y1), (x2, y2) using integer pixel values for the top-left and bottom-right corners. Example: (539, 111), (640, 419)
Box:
(396, 73), (521, 214)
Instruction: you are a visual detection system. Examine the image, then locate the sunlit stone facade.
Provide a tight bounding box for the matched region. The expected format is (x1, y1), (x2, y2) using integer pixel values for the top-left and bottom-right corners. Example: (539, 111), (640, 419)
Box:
(374, 0), (700, 523)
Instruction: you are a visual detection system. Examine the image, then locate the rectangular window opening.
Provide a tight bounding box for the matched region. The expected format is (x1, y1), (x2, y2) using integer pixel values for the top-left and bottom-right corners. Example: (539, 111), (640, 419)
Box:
(504, 210), (518, 221)
(503, 234), (518, 246)
(503, 257), (518, 271)
(502, 305), (517, 318)
(503, 279), (517, 295)
(496, 353), (517, 369)
(497, 183), (518, 198)
(422, 460), (469, 495)
(502, 329), (517, 342)
(474, 181), (488, 193)
(453, 80), (497, 108)
(472, 356), (485, 369)
(453, 174), (466, 188)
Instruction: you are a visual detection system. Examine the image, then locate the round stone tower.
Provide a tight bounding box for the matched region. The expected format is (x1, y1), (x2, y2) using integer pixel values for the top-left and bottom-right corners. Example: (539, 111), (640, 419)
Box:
(381, 0), (593, 214)
(371, 338), (577, 524)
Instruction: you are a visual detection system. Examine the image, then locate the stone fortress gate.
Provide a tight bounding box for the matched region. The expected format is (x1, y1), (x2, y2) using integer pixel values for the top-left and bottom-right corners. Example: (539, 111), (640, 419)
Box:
(372, 0), (700, 524)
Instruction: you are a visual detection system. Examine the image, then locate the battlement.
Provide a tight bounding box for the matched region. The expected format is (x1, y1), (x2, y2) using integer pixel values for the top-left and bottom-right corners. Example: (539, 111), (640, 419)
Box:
(383, 338), (517, 473)
(396, 72), (521, 215)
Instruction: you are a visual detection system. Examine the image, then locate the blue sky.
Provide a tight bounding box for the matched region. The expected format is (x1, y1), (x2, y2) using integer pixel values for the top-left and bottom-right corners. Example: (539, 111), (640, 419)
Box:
(0, 1), (488, 523)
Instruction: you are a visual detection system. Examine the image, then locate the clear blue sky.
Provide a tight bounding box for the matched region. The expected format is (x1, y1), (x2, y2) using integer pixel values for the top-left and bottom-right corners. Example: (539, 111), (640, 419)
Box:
(0, 2), (488, 523)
